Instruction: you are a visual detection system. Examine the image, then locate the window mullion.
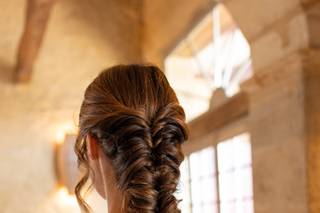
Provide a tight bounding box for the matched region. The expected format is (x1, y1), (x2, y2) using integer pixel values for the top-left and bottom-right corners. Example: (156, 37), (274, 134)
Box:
(214, 147), (221, 213)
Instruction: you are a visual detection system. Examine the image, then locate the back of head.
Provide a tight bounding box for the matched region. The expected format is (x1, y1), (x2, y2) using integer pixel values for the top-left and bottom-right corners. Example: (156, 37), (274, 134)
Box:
(75, 64), (188, 212)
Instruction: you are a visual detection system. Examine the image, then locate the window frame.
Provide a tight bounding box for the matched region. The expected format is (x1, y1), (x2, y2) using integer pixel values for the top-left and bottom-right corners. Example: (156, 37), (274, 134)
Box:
(180, 131), (254, 213)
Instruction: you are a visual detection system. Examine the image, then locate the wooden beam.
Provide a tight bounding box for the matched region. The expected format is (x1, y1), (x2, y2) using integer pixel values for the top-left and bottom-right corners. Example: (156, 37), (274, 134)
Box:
(188, 92), (249, 141)
(14, 0), (55, 83)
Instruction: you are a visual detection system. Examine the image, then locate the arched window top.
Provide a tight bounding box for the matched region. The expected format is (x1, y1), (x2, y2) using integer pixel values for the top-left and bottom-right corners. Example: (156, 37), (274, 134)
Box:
(165, 4), (252, 121)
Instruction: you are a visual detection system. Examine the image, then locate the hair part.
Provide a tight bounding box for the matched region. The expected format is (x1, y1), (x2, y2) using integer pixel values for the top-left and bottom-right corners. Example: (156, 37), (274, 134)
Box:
(75, 64), (189, 212)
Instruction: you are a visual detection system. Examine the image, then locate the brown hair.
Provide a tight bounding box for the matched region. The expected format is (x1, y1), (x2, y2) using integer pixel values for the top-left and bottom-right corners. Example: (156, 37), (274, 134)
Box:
(75, 64), (188, 212)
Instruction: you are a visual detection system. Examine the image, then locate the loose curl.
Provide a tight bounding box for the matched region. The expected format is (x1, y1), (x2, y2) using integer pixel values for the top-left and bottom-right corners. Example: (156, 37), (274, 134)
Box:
(75, 64), (188, 212)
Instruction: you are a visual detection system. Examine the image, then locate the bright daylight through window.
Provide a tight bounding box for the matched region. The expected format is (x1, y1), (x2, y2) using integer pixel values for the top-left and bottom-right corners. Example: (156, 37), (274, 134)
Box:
(177, 133), (253, 213)
(165, 3), (252, 121)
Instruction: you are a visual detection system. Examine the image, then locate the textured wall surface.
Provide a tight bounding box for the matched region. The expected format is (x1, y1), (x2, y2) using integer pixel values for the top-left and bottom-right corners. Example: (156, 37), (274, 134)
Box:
(1, 0), (320, 212)
(0, 0), (142, 212)
(143, 0), (318, 213)
(242, 53), (308, 213)
(142, 0), (216, 66)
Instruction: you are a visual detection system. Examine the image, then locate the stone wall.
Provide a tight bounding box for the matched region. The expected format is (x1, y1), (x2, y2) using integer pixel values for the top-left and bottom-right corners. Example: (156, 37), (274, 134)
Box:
(1, 0), (320, 212)
(242, 52), (308, 213)
(142, 0), (216, 67)
(0, 0), (142, 212)
(142, 0), (320, 213)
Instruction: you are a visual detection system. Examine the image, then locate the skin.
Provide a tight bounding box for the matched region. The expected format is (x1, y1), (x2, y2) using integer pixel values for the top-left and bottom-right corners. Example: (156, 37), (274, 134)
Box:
(86, 134), (123, 213)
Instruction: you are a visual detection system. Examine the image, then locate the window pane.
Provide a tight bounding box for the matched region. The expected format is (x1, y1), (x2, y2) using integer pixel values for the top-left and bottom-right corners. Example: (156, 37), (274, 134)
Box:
(220, 202), (235, 213)
(177, 159), (191, 213)
(192, 204), (202, 213)
(191, 179), (202, 204)
(217, 140), (234, 172)
(200, 147), (215, 176)
(233, 134), (252, 167)
(234, 168), (253, 199)
(218, 133), (254, 213)
(188, 147), (217, 212)
(218, 173), (235, 201)
(203, 203), (218, 213)
(202, 177), (217, 202)
(189, 152), (200, 180)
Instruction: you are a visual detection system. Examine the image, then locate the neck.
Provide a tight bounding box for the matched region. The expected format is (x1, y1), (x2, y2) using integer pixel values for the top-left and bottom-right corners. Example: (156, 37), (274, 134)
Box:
(106, 191), (122, 213)
(98, 156), (123, 213)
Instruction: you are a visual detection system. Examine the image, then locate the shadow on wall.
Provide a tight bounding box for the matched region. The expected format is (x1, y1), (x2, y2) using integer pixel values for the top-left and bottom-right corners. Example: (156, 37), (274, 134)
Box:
(0, 57), (14, 84)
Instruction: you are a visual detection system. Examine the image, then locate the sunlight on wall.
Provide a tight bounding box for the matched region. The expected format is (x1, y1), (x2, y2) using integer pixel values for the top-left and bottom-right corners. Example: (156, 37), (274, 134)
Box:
(55, 187), (78, 207)
(54, 121), (78, 145)
(36, 187), (80, 213)
(51, 122), (108, 213)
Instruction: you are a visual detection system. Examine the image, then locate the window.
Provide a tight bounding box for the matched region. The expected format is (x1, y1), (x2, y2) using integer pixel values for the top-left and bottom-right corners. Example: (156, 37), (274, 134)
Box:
(178, 133), (254, 213)
(218, 133), (254, 213)
(177, 147), (218, 213)
(165, 4), (252, 121)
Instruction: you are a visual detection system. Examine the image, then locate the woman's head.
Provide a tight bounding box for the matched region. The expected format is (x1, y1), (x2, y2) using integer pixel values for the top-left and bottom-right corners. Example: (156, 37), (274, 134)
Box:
(75, 64), (188, 212)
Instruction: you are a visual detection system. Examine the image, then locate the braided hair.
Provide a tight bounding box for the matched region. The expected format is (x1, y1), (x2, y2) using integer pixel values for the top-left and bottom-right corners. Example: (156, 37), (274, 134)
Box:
(75, 64), (188, 212)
